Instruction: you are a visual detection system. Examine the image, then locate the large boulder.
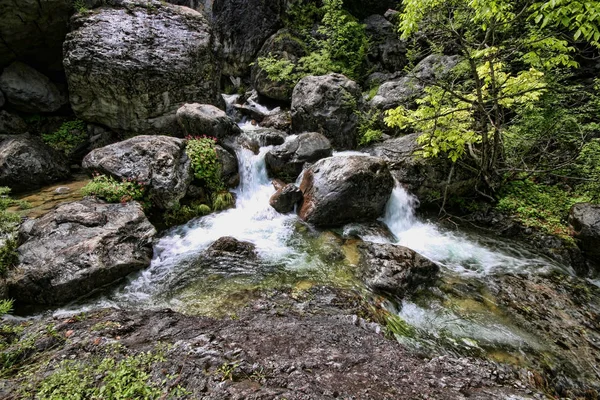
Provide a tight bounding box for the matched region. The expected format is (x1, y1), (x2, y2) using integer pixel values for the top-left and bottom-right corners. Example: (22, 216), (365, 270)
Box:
(292, 73), (363, 150)
(211, 0), (290, 76)
(569, 203), (600, 264)
(0, 111), (28, 135)
(370, 54), (460, 111)
(365, 133), (475, 205)
(0, 134), (70, 192)
(270, 183), (303, 214)
(252, 29), (306, 102)
(63, 0), (221, 135)
(215, 145), (239, 188)
(298, 156), (394, 227)
(82, 135), (192, 210)
(358, 242), (439, 298)
(0, 0), (71, 69)
(7, 199), (156, 305)
(176, 103), (241, 140)
(0, 62), (66, 113)
(265, 132), (332, 182)
(364, 15), (407, 74)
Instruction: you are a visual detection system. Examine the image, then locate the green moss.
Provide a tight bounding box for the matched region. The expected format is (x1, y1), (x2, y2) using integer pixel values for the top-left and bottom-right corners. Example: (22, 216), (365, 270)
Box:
(163, 202), (212, 227)
(42, 120), (87, 155)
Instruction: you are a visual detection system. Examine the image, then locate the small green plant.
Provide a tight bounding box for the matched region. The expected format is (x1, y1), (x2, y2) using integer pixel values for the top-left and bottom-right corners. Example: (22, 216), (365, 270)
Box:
(215, 361), (240, 382)
(185, 136), (224, 193)
(211, 191), (234, 212)
(0, 187), (24, 276)
(357, 110), (383, 146)
(42, 120), (87, 155)
(0, 237), (18, 276)
(81, 174), (150, 209)
(72, 0), (88, 13)
(163, 202), (212, 227)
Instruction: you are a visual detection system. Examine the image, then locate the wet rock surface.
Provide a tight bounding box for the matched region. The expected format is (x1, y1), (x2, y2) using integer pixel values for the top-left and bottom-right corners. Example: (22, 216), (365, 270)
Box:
(206, 236), (258, 259)
(358, 242), (440, 298)
(291, 73), (363, 150)
(177, 103), (242, 141)
(265, 132), (332, 182)
(83, 135), (192, 210)
(7, 199), (156, 305)
(270, 183), (303, 214)
(215, 145), (240, 188)
(0, 134), (70, 193)
(0, 286), (540, 399)
(298, 156), (394, 227)
(63, 0), (221, 135)
(569, 203), (600, 265)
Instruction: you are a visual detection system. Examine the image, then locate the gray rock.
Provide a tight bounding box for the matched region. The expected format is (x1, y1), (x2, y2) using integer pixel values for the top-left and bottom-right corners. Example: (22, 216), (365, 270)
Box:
(269, 183), (303, 214)
(569, 203), (600, 264)
(215, 145), (239, 188)
(364, 15), (407, 73)
(291, 73), (364, 150)
(252, 29), (306, 102)
(265, 132), (332, 182)
(0, 0), (71, 69)
(239, 127), (287, 153)
(0, 111), (28, 135)
(206, 236), (257, 259)
(63, 0), (221, 135)
(0, 62), (65, 113)
(0, 90), (4, 108)
(7, 199), (156, 305)
(82, 135), (192, 210)
(358, 242), (439, 298)
(261, 109), (292, 131)
(370, 54), (460, 111)
(0, 134), (70, 192)
(212, 0), (290, 76)
(364, 133), (475, 205)
(176, 103), (241, 140)
(298, 156), (394, 227)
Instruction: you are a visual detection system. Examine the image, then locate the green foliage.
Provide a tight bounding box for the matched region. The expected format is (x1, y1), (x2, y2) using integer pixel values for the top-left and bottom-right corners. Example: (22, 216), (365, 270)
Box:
(72, 0), (88, 13)
(35, 349), (183, 400)
(163, 202), (212, 227)
(531, 0), (600, 46)
(81, 175), (150, 209)
(0, 300), (12, 316)
(211, 192), (234, 212)
(0, 187), (24, 276)
(186, 136), (224, 193)
(573, 139), (600, 201)
(257, 0), (369, 85)
(496, 179), (590, 241)
(0, 238), (18, 276)
(215, 361), (240, 382)
(357, 110), (383, 146)
(42, 120), (87, 155)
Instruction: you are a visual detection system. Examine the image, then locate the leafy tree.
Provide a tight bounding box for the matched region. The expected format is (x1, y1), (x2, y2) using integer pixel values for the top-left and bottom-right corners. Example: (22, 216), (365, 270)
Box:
(384, 0), (600, 195)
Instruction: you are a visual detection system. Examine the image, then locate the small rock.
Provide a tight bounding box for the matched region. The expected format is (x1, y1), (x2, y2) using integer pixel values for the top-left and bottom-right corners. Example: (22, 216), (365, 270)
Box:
(206, 236), (257, 259)
(270, 184), (303, 214)
(177, 103), (242, 141)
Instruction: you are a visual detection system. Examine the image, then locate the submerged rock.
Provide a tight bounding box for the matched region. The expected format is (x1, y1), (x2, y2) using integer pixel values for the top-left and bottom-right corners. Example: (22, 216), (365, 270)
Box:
(265, 132), (332, 182)
(0, 134), (70, 192)
(298, 156), (394, 227)
(291, 73), (363, 150)
(176, 103), (241, 140)
(206, 236), (257, 259)
(63, 0), (221, 135)
(358, 242), (439, 297)
(270, 183), (303, 214)
(82, 135), (192, 210)
(0, 62), (66, 113)
(7, 199), (156, 305)
(569, 203), (600, 265)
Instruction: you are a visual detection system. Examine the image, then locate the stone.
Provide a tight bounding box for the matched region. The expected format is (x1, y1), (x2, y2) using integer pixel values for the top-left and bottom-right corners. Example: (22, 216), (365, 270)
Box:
(569, 203), (600, 264)
(265, 132), (332, 182)
(252, 29), (306, 102)
(0, 0), (71, 69)
(0, 111), (28, 135)
(370, 54), (460, 111)
(292, 74), (363, 150)
(176, 103), (241, 140)
(215, 145), (239, 188)
(358, 242), (439, 298)
(238, 127), (287, 154)
(7, 199), (156, 305)
(0, 90), (4, 108)
(206, 236), (257, 259)
(212, 0), (290, 76)
(0, 134), (70, 192)
(364, 133), (475, 206)
(0, 62), (65, 113)
(82, 135), (192, 210)
(269, 184), (303, 214)
(298, 156), (394, 227)
(63, 0), (221, 135)
(364, 15), (407, 73)
(261, 109), (292, 132)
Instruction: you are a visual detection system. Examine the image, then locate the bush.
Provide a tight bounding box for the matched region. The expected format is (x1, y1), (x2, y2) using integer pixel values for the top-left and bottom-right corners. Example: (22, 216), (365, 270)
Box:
(81, 175), (150, 209)
(357, 110), (383, 146)
(42, 120), (87, 155)
(185, 136), (224, 193)
(163, 202), (212, 227)
(0, 187), (25, 276)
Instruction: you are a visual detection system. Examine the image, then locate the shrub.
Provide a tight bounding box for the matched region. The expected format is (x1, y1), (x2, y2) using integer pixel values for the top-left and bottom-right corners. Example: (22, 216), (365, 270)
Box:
(42, 120), (87, 155)
(163, 202), (212, 227)
(185, 136), (224, 193)
(357, 110), (383, 146)
(211, 191), (234, 212)
(81, 175), (150, 209)
(0, 187), (25, 276)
